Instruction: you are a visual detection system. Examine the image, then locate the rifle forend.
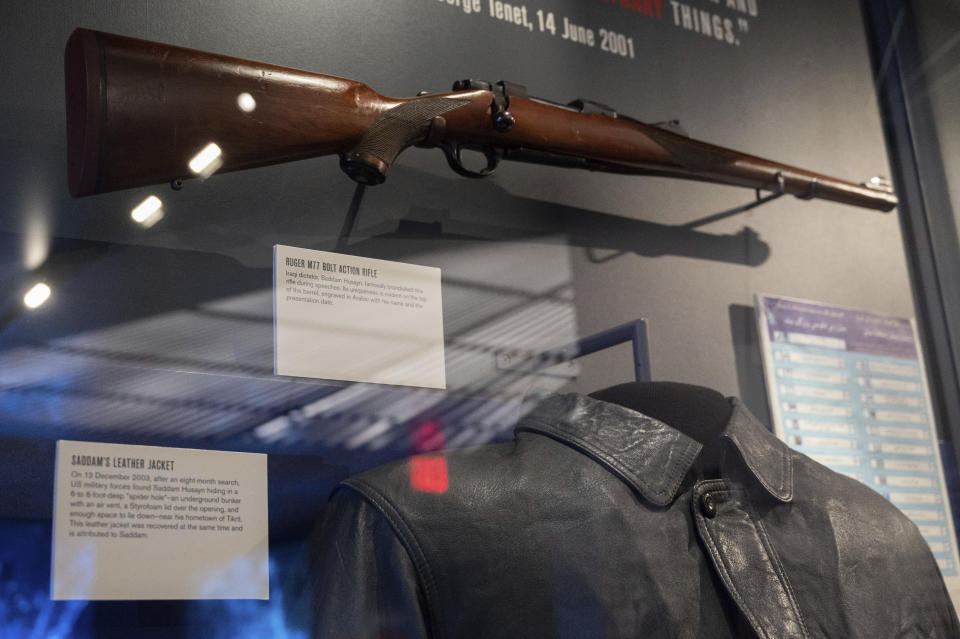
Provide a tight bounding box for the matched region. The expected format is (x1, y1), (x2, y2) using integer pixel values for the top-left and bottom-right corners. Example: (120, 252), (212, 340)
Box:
(65, 28), (898, 212)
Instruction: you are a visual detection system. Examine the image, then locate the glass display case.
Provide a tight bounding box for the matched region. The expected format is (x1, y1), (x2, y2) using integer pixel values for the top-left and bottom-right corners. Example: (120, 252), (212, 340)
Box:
(1, 0), (959, 637)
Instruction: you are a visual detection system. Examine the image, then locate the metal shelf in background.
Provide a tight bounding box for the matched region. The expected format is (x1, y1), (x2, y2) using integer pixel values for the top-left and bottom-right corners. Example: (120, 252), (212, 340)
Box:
(495, 319), (651, 383)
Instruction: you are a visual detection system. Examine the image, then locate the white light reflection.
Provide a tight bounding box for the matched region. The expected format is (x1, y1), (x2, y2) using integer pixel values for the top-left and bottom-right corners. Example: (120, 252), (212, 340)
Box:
(23, 214), (50, 270)
(130, 195), (164, 228)
(188, 142), (223, 177)
(24, 283), (51, 309)
(237, 92), (257, 113)
(253, 416), (291, 442)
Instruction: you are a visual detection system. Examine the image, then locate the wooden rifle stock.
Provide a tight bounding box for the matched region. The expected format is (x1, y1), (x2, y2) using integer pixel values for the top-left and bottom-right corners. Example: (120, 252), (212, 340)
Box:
(65, 28), (897, 212)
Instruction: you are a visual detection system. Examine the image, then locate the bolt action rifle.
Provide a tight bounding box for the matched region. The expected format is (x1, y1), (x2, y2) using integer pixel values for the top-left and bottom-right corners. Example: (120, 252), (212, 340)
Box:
(65, 28), (897, 211)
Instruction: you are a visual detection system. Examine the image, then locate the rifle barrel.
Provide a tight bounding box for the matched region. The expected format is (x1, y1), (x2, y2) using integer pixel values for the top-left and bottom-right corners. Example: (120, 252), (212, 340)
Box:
(441, 97), (897, 212)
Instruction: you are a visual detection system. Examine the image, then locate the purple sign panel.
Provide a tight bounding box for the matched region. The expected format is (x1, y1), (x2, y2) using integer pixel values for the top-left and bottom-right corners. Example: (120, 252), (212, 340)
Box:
(762, 297), (917, 360)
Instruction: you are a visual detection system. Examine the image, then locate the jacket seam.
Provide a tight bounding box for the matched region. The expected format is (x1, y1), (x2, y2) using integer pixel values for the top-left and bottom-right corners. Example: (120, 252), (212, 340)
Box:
(518, 421), (698, 505)
(340, 478), (445, 639)
(695, 486), (771, 639)
(752, 513), (810, 638)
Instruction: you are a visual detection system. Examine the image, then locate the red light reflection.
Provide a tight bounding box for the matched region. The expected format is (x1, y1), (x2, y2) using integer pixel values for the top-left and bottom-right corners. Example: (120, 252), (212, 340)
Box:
(409, 422), (449, 493)
(409, 456), (449, 494)
(410, 421), (445, 452)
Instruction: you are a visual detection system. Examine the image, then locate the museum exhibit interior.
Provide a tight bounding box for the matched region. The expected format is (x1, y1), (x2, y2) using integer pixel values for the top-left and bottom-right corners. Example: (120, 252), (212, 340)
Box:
(2, 0), (960, 637)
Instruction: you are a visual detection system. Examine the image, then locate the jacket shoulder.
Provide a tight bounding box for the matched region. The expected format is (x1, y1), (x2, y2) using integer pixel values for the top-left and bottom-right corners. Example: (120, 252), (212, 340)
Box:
(792, 452), (932, 553)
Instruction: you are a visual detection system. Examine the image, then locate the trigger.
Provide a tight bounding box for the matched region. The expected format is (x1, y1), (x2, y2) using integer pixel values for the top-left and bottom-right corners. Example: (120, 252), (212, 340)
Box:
(443, 143), (501, 178)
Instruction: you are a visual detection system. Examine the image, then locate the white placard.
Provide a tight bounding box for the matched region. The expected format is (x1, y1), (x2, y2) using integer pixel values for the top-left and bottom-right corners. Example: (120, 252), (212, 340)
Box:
(274, 245), (445, 388)
(52, 440), (268, 600)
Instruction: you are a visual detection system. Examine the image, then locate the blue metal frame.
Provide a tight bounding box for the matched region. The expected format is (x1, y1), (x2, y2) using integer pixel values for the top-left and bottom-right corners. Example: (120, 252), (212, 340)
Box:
(497, 319), (652, 382)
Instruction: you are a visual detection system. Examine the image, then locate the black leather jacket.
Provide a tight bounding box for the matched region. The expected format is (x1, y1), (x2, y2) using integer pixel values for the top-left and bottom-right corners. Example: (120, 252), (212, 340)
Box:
(309, 394), (959, 638)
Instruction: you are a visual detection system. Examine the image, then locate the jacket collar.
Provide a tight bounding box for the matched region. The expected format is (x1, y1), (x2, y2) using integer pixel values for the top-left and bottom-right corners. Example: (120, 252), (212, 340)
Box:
(517, 393), (793, 506)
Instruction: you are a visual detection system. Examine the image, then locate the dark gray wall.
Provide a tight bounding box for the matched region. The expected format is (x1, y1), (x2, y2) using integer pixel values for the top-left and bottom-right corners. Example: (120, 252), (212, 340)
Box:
(0, 0), (912, 421)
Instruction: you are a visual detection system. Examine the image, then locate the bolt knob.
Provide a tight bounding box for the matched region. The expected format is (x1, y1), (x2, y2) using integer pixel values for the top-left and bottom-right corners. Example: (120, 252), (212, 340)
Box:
(494, 111), (515, 132)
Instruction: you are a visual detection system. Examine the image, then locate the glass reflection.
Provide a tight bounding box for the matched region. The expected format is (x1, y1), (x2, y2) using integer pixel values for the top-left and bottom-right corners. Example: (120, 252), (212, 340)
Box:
(23, 283), (50, 309)
(409, 455), (449, 494)
(130, 195), (164, 227)
(22, 214), (50, 270)
(188, 143), (223, 177)
(236, 92), (256, 113)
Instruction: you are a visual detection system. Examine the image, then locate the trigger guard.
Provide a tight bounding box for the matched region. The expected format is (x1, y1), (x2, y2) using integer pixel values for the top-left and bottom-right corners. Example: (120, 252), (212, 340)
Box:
(443, 143), (501, 178)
